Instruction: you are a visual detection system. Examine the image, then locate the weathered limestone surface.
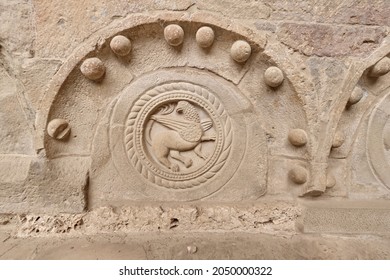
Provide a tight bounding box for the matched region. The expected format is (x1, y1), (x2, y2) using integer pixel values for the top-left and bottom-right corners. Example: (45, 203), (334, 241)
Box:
(1, 0), (390, 259)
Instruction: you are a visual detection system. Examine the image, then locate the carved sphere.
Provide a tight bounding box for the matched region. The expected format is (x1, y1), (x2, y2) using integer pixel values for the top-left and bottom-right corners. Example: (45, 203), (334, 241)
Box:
(230, 40), (251, 63)
(196, 26), (215, 48)
(264, 66), (284, 87)
(288, 129), (308, 147)
(348, 87), (364, 106)
(326, 173), (336, 188)
(47, 119), (71, 140)
(187, 245), (197, 254)
(80, 57), (105, 80)
(368, 56), (390, 77)
(288, 166), (308, 184)
(110, 35), (132, 56)
(332, 131), (345, 148)
(164, 24), (184, 46)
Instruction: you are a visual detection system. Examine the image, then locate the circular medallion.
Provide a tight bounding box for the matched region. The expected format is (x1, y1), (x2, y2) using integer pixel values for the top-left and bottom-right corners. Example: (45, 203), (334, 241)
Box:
(124, 82), (232, 189)
(367, 91), (390, 190)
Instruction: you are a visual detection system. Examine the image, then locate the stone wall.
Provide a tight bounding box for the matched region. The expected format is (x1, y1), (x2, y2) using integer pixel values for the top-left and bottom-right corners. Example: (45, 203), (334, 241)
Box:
(1, 0), (390, 239)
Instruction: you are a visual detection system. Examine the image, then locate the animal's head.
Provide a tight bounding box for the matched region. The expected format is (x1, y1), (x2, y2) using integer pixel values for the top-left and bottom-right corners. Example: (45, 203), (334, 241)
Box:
(176, 101), (190, 114)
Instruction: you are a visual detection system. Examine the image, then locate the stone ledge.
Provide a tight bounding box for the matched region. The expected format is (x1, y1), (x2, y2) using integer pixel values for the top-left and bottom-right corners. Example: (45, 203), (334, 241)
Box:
(302, 201), (390, 234)
(2, 202), (302, 237)
(1, 232), (390, 260)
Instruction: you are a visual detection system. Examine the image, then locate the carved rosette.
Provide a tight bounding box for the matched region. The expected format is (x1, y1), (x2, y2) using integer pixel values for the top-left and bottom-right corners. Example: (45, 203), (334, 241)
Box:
(124, 82), (232, 189)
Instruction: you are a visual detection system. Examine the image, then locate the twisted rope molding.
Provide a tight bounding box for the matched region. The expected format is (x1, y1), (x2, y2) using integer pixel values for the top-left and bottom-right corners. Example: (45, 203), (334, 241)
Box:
(124, 82), (233, 189)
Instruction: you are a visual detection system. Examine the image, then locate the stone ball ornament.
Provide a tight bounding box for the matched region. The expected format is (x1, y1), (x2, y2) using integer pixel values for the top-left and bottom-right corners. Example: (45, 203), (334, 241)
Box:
(80, 57), (105, 80)
(110, 35), (132, 56)
(368, 56), (390, 77)
(47, 119), (71, 140)
(288, 166), (308, 184)
(196, 26), (215, 48)
(348, 87), (364, 106)
(164, 24), (184, 46)
(332, 131), (345, 148)
(288, 129), (308, 147)
(326, 173), (336, 188)
(264, 66), (284, 87)
(230, 40), (251, 63)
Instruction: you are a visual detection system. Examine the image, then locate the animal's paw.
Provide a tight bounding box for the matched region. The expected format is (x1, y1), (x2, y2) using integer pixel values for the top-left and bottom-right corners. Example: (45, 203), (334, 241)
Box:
(200, 153), (209, 160)
(171, 164), (180, 172)
(184, 158), (193, 168)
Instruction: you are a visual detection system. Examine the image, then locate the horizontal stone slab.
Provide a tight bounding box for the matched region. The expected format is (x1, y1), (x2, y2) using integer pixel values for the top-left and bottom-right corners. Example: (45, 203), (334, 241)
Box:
(9, 202), (302, 237)
(302, 201), (390, 234)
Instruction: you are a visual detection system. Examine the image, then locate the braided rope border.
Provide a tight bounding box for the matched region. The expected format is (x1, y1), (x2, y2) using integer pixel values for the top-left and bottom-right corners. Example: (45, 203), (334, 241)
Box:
(124, 82), (233, 189)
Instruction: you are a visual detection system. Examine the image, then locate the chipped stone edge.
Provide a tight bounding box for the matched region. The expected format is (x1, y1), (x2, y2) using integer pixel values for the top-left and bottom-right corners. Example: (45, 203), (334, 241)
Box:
(1, 202), (302, 238)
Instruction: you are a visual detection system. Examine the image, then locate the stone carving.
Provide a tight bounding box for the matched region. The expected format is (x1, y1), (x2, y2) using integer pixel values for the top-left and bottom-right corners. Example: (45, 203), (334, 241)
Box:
(288, 129), (308, 147)
(148, 101), (216, 172)
(110, 35), (132, 56)
(196, 26), (215, 48)
(347, 86), (364, 107)
(367, 92), (390, 190)
(326, 173), (336, 189)
(47, 119), (71, 140)
(125, 82), (232, 189)
(230, 40), (251, 63)
(80, 57), (105, 80)
(332, 131), (345, 148)
(368, 57), (390, 78)
(289, 166), (308, 184)
(264, 66), (284, 88)
(164, 24), (184, 47)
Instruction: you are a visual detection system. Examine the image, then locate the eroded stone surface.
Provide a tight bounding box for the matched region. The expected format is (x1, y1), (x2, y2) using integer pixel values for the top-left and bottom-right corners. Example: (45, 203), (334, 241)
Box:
(2, 232), (390, 260)
(1, 0), (390, 260)
(278, 23), (387, 57)
(13, 202), (301, 237)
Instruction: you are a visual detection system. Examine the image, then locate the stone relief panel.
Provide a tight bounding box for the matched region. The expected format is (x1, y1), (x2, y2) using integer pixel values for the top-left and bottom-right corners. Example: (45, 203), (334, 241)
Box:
(124, 83), (231, 189)
(32, 13), (312, 210)
(367, 93), (390, 190)
(331, 53), (390, 199)
(98, 69), (262, 203)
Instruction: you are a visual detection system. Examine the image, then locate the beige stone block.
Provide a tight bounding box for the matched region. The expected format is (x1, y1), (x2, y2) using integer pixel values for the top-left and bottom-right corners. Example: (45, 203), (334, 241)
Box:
(0, 156), (89, 214)
(303, 201), (390, 234)
(267, 0), (390, 26)
(278, 23), (387, 57)
(0, 155), (31, 184)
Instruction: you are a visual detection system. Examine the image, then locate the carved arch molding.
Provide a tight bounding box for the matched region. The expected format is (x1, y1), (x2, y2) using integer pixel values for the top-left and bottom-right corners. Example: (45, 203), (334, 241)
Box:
(38, 13), (316, 207)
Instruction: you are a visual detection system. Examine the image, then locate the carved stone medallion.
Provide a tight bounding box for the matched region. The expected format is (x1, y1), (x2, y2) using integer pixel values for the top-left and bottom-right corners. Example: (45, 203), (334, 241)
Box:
(367, 92), (390, 190)
(124, 82), (232, 189)
(104, 68), (261, 202)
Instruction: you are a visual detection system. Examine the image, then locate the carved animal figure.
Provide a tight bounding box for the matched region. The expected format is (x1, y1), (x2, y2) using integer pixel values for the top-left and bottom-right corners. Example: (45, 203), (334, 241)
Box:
(150, 101), (216, 172)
